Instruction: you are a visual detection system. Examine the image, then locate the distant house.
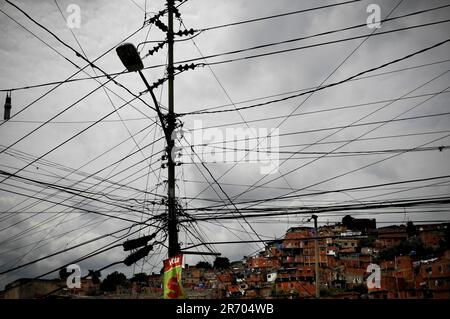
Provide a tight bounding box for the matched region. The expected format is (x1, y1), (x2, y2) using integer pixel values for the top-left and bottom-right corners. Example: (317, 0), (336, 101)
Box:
(416, 250), (450, 299)
(417, 223), (449, 249)
(376, 225), (408, 249)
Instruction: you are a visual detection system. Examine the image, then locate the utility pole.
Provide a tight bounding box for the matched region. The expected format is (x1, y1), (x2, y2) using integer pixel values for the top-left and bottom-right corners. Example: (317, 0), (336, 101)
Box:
(166, 0), (179, 258)
(115, 1), (179, 259)
(312, 214), (320, 298)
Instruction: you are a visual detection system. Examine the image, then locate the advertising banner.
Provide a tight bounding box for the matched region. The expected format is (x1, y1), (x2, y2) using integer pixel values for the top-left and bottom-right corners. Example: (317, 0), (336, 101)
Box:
(163, 254), (186, 299)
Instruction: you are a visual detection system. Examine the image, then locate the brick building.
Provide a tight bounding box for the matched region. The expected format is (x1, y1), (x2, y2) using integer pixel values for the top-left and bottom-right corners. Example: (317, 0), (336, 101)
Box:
(376, 225), (408, 249)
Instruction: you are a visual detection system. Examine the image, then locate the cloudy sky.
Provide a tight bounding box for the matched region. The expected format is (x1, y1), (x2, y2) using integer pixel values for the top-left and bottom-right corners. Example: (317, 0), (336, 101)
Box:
(0, 0), (449, 288)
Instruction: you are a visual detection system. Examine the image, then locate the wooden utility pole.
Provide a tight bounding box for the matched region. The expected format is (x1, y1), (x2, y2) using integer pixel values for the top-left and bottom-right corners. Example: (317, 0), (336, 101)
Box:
(167, 0), (179, 258)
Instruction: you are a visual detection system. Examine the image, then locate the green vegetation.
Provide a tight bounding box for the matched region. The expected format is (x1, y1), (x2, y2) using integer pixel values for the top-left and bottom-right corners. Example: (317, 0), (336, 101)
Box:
(213, 257), (230, 269)
(130, 272), (148, 284)
(195, 261), (213, 269)
(100, 271), (127, 292)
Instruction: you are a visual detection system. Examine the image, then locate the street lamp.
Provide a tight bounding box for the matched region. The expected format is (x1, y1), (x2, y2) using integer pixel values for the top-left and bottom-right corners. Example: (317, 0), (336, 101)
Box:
(116, 43), (169, 139)
(116, 43), (144, 72)
(116, 42), (180, 258)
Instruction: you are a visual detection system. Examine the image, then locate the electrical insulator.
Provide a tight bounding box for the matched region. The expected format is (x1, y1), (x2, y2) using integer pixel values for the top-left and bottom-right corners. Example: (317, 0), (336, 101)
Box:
(173, 7), (181, 19)
(175, 28), (195, 37)
(150, 78), (166, 90)
(155, 19), (168, 32)
(146, 10), (166, 26)
(174, 63), (196, 72)
(147, 42), (165, 56)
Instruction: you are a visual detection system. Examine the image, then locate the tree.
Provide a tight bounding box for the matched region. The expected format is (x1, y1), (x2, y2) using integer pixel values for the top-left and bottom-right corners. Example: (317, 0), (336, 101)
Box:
(342, 215), (354, 229)
(59, 267), (69, 280)
(213, 257), (230, 269)
(88, 270), (101, 284)
(196, 261), (212, 269)
(131, 272), (148, 284)
(406, 221), (417, 237)
(358, 237), (375, 248)
(100, 271), (127, 292)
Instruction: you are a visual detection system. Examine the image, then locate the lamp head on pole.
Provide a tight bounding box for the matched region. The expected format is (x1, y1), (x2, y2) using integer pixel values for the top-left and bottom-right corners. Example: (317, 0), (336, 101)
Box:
(116, 43), (144, 72)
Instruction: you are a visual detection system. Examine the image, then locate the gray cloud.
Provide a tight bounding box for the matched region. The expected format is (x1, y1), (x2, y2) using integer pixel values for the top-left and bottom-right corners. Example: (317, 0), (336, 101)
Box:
(0, 0), (449, 288)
